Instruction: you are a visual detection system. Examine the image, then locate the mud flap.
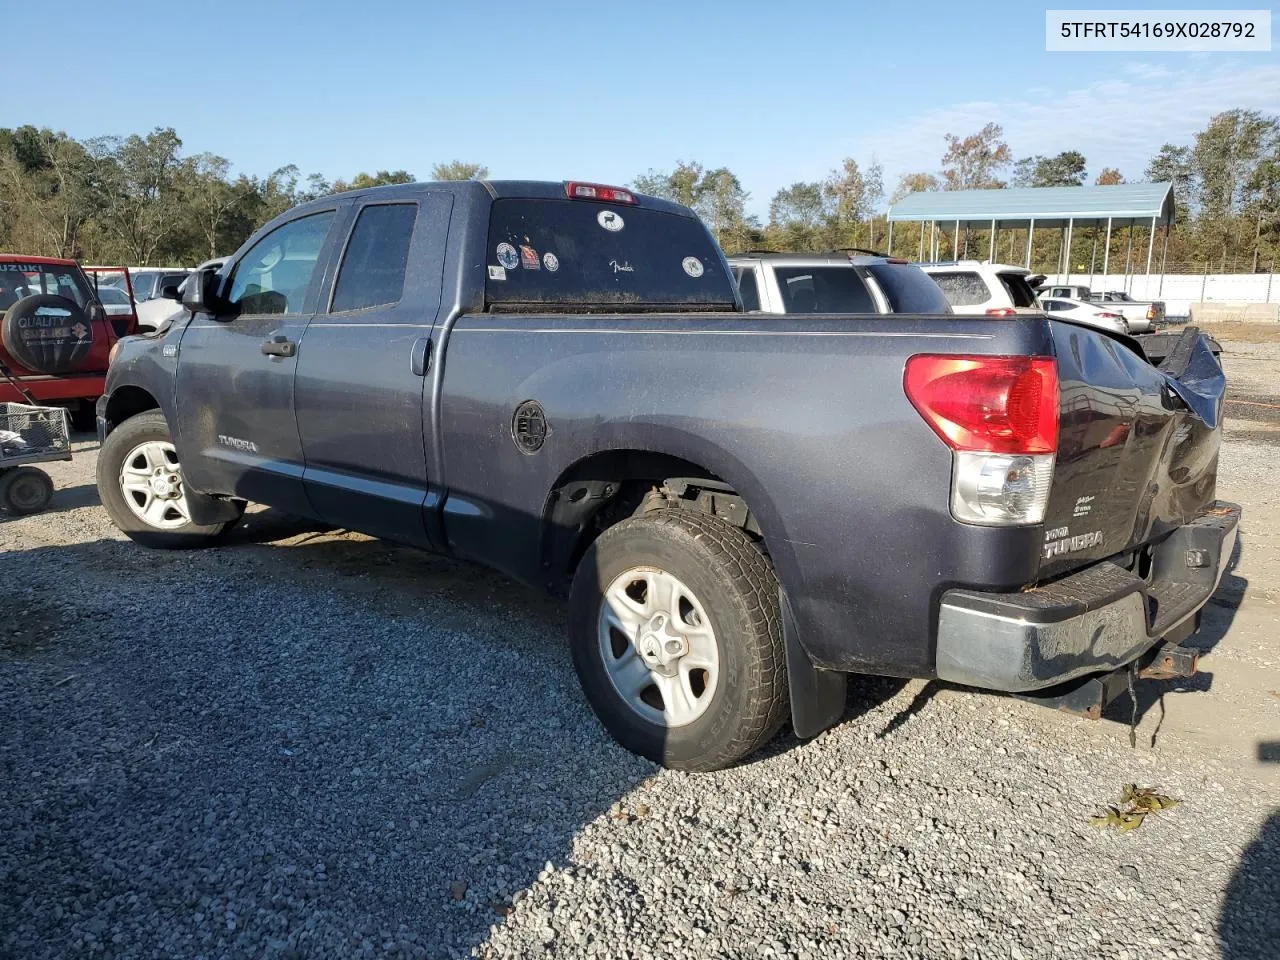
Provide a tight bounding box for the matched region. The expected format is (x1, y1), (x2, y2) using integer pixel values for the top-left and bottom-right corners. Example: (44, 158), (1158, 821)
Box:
(780, 588), (847, 739)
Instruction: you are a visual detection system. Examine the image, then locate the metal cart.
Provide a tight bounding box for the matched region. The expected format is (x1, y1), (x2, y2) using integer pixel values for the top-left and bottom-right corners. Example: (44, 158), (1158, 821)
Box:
(0, 364), (72, 516)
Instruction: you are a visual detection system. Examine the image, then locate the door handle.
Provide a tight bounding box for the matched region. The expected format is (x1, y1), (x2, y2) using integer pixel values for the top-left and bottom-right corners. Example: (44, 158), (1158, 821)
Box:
(411, 336), (433, 377)
(261, 334), (296, 358)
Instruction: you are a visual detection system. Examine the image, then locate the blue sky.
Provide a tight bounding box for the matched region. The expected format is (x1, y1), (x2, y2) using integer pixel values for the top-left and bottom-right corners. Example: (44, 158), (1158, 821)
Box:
(9, 0), (1278, 217)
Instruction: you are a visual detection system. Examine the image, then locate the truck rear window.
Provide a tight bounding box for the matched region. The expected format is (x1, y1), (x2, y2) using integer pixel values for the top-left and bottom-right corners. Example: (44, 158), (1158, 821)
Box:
(485, 199), (735, 310)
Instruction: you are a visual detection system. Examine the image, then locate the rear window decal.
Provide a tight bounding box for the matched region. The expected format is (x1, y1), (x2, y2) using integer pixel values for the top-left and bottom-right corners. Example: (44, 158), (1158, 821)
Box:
(520, 245), (541, 270)
(542, 252), (559, 273)
(682, 257), (704, 278)
(597, 210), (624, 232)
(610, 260), (634, 274)
(496, 243), (519, 270)
(487, 265), (507, 281)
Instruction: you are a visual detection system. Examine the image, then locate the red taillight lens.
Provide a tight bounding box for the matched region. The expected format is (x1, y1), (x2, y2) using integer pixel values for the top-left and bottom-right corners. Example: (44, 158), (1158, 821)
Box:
(565, 182), (637, 204)
(904, 355), (1059, 454)
(1098, 312), (1123, 319)
(985, 307), (1017, 317)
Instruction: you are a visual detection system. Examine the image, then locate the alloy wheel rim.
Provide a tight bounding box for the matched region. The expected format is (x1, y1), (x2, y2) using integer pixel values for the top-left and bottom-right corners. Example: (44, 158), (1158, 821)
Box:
(119, 440), (192, 529)
(598, 566), (720, 728)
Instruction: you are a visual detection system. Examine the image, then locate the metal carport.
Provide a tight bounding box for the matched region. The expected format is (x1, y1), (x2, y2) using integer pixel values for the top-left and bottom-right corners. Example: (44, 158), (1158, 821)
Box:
(885, 182), (1176, 285)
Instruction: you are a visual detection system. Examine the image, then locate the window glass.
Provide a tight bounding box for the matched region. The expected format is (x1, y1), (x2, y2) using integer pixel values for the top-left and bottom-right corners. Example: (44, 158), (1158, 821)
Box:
(331, 204), (417, 312)
(772, 266), (875, 314)
(228, 211), (335, 315)
(0, 266), (93, 311)
(733, 267), (761, 311)
(929, 271), (990, 307)
(996, 272), (1037, 307)
(1043, 300), (1066, 311)
(866, 262), (952, 313)
(485, 199), (734, 309)
(132, 273), (158, 301)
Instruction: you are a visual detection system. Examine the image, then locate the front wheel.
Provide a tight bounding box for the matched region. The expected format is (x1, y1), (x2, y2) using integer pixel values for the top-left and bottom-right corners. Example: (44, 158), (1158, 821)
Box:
(96, 410), (242, 548)
(569, 509), (788, 771)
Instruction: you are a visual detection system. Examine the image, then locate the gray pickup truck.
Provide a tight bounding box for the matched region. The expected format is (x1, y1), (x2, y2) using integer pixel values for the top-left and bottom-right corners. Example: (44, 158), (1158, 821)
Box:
(96, 180), (1238, 770)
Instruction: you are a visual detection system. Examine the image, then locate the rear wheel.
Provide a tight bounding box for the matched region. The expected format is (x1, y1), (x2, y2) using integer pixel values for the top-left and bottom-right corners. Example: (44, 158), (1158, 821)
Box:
(569, 509), (788, 771)
(97, 410), (242, 548)
(0, 467), (53, 515)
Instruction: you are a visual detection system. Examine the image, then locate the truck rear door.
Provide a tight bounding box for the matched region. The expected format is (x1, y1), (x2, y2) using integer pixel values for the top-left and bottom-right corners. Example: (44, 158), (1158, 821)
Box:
(294, 192), (453, 548)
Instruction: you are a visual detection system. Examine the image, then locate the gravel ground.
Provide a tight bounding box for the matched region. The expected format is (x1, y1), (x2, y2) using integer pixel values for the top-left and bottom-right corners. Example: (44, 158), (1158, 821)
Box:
(1, 350), (1277, 959)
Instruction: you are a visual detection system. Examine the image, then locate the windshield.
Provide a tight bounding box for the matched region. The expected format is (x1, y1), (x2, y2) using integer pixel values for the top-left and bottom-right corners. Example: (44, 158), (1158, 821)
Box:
(485, 199), (735, 310)
(773, 266), (876, 313)
(0, 262), (93, 312)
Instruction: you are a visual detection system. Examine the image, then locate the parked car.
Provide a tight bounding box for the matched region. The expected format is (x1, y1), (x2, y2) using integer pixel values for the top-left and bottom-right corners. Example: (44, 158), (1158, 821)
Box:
(96, 179), (1238, 771)
(1041, 284), (1164, 333)
(96, 285), (135, 316)
(918, 261), (1043, 316)
(97, 266), (192, 333)
(1038, 296), (1130, 334)
(0, 255), (133, 429)
(728, 252), (952, 314)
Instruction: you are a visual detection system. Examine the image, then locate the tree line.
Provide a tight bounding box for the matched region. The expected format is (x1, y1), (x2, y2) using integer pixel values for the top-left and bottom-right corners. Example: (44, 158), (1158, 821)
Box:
(633, 110), (1279, 273)
(2, 109), (1276, 273)
(0, 125), (487, 266)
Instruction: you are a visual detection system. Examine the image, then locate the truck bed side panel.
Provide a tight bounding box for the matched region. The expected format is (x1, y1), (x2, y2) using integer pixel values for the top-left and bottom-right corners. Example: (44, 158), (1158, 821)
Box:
(437, 313), (1054, 677)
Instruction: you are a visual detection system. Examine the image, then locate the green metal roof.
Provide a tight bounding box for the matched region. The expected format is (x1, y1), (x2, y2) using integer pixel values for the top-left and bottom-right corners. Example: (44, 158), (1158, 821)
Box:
(887, 182), (1174, 228)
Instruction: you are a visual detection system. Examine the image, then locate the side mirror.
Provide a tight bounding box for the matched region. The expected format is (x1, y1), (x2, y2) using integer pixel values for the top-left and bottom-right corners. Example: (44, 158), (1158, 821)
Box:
(160, 282), (182, 301)
(182, 267), (222, 315)
(87, 302), (107, 325)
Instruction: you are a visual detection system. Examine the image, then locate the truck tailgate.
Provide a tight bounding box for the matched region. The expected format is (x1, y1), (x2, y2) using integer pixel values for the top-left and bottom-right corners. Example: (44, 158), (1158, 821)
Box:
(1040, 323), (1225, 578)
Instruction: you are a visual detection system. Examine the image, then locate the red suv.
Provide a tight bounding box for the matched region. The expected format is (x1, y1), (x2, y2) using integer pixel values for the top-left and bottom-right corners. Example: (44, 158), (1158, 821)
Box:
(0, 255), (136, 428)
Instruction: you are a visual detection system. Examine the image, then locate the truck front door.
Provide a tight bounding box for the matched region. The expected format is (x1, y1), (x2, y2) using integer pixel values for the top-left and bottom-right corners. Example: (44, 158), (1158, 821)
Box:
(175, 208), (340, 516)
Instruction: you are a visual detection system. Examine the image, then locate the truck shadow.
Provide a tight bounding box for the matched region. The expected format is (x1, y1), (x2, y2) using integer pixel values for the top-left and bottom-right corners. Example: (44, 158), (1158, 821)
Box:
(1219, 810), (1280, 958)
(0, 509), (906, 959)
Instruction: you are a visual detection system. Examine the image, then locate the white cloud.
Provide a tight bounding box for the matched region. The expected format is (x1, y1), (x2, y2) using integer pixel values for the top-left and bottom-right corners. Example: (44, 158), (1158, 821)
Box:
(745, 61), (1280, 213)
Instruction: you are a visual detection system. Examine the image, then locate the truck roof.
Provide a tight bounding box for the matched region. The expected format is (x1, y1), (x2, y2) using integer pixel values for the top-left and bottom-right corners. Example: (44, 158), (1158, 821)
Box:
(285, 179), (697, 220)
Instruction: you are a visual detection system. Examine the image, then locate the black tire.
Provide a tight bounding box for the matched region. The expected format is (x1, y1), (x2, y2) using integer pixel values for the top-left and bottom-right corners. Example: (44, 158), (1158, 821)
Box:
(0, 467), (53, 515)
(0, 294), (94, 375)
(569, 509), (788, 771)
(96, 410), (241, 548)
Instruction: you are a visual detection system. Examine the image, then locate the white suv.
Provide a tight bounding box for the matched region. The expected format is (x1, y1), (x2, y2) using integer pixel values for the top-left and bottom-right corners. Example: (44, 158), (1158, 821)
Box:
(918, 261), (1042, 316)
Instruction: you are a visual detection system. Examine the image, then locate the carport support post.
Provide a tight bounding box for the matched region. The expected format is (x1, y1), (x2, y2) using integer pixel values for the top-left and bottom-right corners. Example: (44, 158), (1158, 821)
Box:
(1124, 220), (1134, 291)
(954, 220), (960, 259)
(1065, 218), (1074, 283)
(918, 222), (925, 261)
(1158, 222), (1170, 295)
(1025, 218), (1035, 268)
(1145, 215), (1157, 277)
(989, 219), (996, 261)
(887, 221), (894, 256)
(1102, 216), (1112, 282)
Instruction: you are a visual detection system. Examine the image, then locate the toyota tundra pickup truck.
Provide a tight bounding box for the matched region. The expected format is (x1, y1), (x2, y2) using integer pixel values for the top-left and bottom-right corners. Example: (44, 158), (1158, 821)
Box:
(95, 180), (1238, 771)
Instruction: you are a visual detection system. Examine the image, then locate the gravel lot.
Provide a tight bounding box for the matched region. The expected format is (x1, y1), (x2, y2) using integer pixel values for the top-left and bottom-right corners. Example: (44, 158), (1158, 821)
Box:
(1, 342), (1277, 960)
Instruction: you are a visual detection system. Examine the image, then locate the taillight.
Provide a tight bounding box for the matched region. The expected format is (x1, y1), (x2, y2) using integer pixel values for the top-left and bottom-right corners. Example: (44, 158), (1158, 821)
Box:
(1098, 311), (1123, 320)
(904, 355), (1059, 526)
(565, 182), (637, 204)
(985, 307), (1018, 317)
(1146, 306), (1156, 319)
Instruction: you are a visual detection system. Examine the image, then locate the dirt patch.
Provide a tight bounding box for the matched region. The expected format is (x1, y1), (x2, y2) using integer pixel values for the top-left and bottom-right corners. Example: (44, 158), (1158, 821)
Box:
(1198, 322), (1280, 344)
(0, 594), (71, 658)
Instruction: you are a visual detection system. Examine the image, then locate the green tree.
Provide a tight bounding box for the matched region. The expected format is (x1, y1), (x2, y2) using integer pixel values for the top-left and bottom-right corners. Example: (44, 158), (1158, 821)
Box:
(822, 158), (868, 247)
(941, 123), (1011, 190)
(88, 127), (187, 265)
(891, 171), (941, 203)
(335, 169), (414, 192)
(0, 127), (99, 257)
(430, 160), (488, 181)
(1010, 151), (1087, 188)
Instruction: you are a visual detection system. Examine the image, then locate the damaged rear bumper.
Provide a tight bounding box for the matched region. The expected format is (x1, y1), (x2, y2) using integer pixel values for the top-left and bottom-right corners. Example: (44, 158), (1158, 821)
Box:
(935, 501), (1240, 692)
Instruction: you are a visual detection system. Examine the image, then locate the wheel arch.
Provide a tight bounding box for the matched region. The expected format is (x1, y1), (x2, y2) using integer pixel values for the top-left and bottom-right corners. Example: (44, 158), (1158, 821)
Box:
(103, 384), (161, 433)
(539, 441), (793, 597)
